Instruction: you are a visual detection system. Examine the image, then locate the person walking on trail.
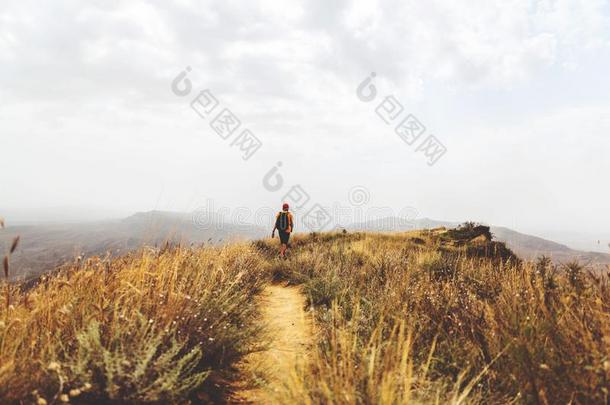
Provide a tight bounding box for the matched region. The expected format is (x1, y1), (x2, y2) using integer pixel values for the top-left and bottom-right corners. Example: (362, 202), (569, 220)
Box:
(272, 203), (294, 259)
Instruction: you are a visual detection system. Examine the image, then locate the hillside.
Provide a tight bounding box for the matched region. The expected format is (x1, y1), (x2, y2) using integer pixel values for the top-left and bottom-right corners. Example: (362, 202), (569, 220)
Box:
(0, 211), (265, 281)
(349, 217), (610, 266)
(1, 229), (608, 404)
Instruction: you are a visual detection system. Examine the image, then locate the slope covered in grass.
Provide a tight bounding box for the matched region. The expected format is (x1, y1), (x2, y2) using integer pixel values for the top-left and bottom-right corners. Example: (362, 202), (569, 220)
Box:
(260, 230), (610, 404)
(1, 227), (609, 404)
(0, 244), (268, 403)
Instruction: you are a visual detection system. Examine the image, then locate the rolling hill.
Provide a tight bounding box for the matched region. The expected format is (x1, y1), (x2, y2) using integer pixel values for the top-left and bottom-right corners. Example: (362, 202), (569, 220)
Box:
(348, 217), (610, 266)
(0, 211), (265, 280)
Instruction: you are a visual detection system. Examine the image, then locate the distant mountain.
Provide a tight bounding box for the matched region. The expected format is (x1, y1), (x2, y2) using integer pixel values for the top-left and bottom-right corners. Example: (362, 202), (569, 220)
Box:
(348, 217), (610, 266)
(0, 211), (265, 281)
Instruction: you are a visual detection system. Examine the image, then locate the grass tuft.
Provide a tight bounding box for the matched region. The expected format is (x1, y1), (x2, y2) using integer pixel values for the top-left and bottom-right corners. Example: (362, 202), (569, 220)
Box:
(0, 242), (270, 403)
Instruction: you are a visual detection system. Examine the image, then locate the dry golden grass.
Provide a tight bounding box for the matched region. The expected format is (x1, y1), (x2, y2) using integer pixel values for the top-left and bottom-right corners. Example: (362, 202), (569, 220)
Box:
(261, 230), (610, 404)
(2, 227), (609, 404)
(0, 243), (268, 403)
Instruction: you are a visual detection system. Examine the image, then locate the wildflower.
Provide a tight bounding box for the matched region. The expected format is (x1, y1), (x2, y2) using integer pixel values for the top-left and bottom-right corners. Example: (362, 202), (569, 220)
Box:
(47, 362), (60, 371)
(59, 394), (69, 402)
(36, 398), (47, 405)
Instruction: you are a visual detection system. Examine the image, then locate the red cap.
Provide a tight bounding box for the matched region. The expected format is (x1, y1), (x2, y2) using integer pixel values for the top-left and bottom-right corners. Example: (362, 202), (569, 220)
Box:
(282, 203), (289, 210)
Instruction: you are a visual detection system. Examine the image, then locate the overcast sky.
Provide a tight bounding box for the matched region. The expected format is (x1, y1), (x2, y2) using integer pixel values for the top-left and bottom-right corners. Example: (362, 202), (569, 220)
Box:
(1, 0), (609, 237)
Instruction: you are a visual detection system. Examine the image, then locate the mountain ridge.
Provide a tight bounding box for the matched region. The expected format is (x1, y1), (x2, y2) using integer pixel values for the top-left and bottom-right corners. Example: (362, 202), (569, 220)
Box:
(1, 211), (608, 281)
(348, 216), (610, 265)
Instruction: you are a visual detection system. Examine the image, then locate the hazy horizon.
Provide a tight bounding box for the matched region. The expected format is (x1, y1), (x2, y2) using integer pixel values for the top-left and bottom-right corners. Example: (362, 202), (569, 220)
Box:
(1, 1), (609, 247)
(2, 204), (609, 254)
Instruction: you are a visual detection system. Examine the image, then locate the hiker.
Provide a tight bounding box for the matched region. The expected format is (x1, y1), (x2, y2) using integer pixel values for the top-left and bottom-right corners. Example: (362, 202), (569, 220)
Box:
(272, 203), (294, 258)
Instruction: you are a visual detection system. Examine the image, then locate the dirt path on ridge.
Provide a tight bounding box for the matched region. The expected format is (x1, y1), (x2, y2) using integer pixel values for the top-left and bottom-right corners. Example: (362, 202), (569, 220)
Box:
(233, 283), (312, 403)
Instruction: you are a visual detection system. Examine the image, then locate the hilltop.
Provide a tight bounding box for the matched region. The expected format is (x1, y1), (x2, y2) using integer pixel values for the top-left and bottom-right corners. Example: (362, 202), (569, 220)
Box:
(350, 217), (610, 266)
(1, 227), (608, 404)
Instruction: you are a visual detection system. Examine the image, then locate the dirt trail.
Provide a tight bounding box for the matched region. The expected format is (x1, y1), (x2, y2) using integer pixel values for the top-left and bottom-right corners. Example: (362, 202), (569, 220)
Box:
(234, 283), (312, 403)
